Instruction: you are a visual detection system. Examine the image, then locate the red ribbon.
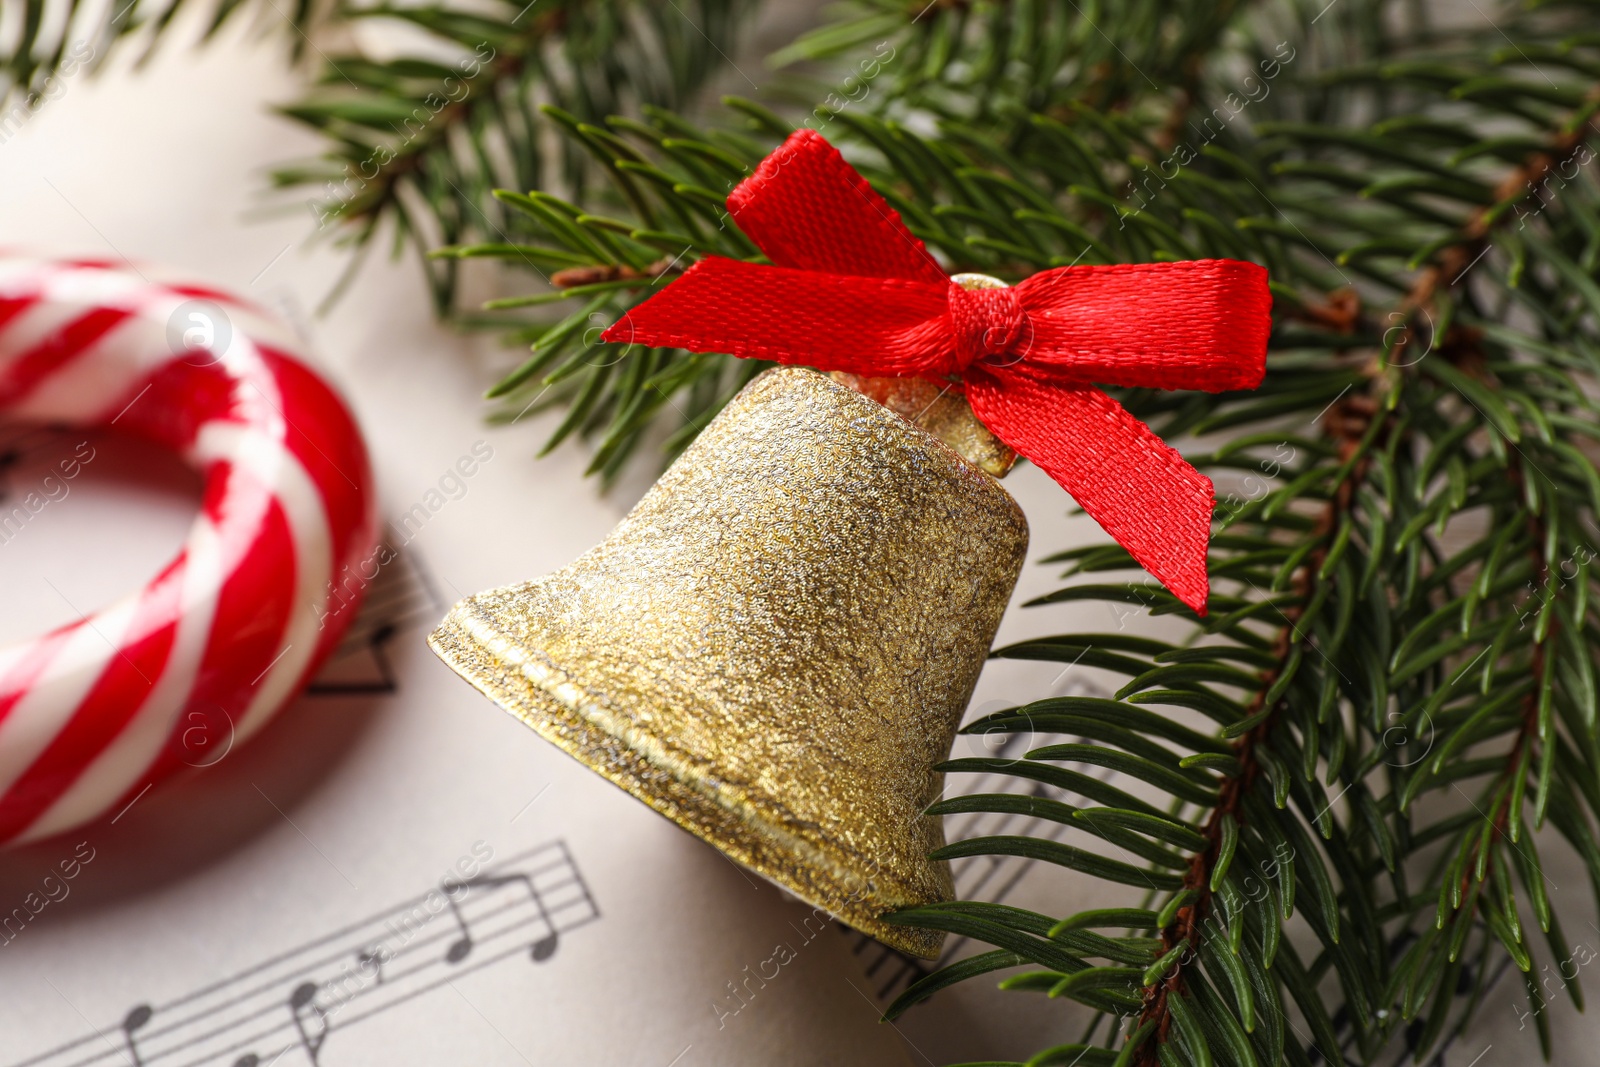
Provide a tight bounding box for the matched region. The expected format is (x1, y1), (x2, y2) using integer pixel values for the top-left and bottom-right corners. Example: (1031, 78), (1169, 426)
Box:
(603, 129), (1271, 614)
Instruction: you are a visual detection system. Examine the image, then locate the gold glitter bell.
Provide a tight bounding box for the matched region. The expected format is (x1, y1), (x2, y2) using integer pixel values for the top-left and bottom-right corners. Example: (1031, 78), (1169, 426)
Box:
(430, 361), (1028, 958)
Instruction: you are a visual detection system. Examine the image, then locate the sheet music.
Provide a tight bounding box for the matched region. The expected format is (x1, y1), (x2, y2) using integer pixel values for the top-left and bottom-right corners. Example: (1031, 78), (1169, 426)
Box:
(12, 843), (597, 1067)
(306, 542), (445, 697)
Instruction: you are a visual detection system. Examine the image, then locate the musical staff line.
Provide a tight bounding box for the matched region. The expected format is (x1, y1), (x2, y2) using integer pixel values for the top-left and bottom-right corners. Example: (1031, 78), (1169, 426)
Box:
(75, 876), (593, 1067)
(308, 539), (445, 696)
(26, 849), (577, 1067)
(846, 724), (1107, 1000)
(12, 841), (598, 1067)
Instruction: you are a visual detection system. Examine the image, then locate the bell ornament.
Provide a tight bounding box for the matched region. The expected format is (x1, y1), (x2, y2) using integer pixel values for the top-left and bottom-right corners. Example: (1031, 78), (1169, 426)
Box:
(431, 361), (1029, 958)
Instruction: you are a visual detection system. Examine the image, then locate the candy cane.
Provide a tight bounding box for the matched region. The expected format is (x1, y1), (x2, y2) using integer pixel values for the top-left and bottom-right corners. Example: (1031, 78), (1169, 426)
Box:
(0, 257), (378, 845)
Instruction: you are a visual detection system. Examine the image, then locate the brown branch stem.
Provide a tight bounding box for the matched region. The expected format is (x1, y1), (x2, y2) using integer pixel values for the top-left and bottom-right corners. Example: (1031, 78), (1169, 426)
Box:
(1130, 392), (1376, 1063)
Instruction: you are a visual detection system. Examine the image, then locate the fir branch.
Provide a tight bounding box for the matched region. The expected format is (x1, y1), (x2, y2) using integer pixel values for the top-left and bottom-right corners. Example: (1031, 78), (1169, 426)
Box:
(1134, 388), (1381, 1065)
(272, 0), (750, 312)
(1359, 78), (1600, 1060)
(0, 0), (318, 110)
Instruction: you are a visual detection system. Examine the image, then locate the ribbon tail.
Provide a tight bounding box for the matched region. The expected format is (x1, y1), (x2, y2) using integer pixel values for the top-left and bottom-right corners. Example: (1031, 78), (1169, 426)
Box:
(602, 257), (952, 375)
(968, 368), (1215, 614)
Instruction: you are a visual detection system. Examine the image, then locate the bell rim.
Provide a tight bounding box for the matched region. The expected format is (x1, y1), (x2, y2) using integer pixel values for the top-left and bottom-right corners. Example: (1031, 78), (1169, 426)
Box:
(428, 603), (950, 960)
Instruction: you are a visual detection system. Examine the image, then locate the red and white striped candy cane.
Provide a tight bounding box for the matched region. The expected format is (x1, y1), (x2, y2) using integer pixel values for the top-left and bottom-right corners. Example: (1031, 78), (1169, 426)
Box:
(0, 256), (378, 845)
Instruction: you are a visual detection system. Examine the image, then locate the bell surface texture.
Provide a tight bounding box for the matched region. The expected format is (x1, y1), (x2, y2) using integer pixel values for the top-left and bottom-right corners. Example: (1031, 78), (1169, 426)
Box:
(429, 366), (1029, 957)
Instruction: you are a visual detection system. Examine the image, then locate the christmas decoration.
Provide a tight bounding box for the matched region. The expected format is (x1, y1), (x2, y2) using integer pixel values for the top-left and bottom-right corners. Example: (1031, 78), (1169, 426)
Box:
(431, 137), (1268, 954)
(604, 129), (1272, 614)
(0, 257), (377, 844)
(431, 364), (1028, 957)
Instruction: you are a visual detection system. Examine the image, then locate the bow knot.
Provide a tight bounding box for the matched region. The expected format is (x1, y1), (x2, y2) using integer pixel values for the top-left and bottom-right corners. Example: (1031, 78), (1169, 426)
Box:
(946, 282), (1027, 374)
(602, 129), (1272, 614)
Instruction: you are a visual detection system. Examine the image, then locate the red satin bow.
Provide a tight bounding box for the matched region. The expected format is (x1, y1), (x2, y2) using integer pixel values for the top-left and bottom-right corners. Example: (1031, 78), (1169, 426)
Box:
(603, 129), (1271, 614)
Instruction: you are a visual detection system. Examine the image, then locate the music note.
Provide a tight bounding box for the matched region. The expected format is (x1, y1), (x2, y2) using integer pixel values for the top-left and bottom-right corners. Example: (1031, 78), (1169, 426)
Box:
(120, 1005), (152, 1067)
(310, 544), (447, 696)
(232, 1056), (260, 1067)
(442, 880), (474, 964)
(356, 944), (388, 985)
(287, 982), (328, 1065)
(442, 873), (559, 965)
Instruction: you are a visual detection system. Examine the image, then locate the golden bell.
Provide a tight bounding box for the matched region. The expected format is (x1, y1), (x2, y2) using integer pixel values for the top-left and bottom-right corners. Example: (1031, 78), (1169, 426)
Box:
(429, 363), (1029, 958)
